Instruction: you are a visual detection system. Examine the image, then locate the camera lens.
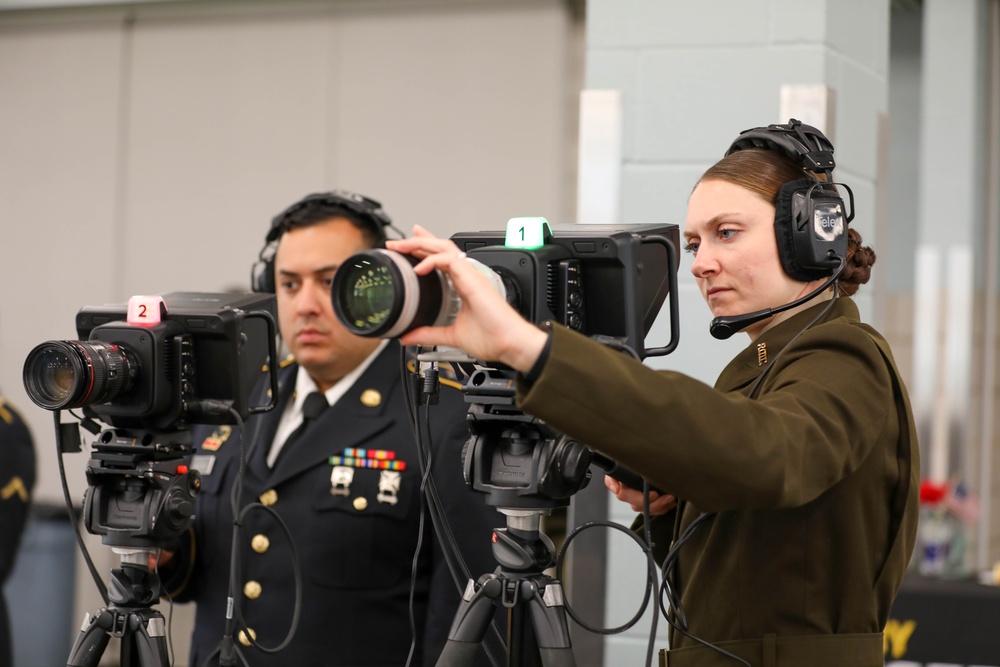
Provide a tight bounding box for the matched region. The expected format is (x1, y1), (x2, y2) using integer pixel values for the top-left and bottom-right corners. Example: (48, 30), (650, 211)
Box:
(22, 340), (137, 411)
(332, 249), (454, 338)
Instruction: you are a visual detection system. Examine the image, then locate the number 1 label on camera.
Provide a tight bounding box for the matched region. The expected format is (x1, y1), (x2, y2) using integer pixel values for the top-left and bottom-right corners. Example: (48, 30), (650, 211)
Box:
(505, 216), (551, 250)
(127, 295), (166, 327)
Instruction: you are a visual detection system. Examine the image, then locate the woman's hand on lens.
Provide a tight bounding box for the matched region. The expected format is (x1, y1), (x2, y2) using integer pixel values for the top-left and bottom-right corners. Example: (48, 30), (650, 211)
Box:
(604, 475), (676, 515)
(387, 225), (548, 372)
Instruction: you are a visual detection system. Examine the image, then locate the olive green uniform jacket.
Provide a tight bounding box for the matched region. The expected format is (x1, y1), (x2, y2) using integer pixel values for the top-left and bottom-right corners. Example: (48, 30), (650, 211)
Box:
(516, 298), (919, 667)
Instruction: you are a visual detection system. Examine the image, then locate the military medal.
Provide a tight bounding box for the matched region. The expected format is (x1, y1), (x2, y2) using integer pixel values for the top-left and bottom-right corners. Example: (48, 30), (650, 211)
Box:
(330, 466), (354, 496)
(377, 471), (402, 505)
(329, 448), (406, 471)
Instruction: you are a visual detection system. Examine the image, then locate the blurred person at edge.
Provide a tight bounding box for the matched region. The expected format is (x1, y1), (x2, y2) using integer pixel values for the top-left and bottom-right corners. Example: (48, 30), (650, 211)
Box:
(158, 191), (502, 667)
(386, 122), (920, 666)
(0, 391), (36, 667)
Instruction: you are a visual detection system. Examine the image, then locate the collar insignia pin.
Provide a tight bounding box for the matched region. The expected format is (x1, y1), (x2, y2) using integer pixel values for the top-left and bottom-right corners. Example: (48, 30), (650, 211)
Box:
(757, 342), (768, 366)
(201, 425), (232, 452)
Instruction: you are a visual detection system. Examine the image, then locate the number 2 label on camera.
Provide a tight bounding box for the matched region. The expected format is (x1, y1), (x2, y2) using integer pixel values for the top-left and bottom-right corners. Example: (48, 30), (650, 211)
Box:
(127, 295), (166, 327)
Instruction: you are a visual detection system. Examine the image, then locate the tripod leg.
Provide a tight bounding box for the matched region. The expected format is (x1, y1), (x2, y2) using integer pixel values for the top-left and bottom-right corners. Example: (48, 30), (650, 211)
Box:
(435, 577), (504, 667)
(526, 581), (575, 667)
(67, 611), (112, 667)
(123, 609), (170, 667)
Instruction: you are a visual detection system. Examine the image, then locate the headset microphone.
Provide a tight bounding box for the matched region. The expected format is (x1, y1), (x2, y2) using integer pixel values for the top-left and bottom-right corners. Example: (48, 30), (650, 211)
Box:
(709, 255), (846, 340)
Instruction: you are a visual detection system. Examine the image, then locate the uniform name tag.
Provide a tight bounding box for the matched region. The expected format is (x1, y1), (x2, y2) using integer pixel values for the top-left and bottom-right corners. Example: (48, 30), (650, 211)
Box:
(190, 454), (216, 476)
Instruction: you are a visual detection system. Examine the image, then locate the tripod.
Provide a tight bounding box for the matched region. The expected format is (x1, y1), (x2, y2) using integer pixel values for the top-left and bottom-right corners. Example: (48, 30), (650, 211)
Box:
(67, 547), (170, 667)
(436, 509), (575, 667)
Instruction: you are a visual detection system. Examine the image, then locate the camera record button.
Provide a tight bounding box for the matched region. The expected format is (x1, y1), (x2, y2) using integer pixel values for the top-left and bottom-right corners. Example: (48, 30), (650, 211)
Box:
(259, 489), (278, 506)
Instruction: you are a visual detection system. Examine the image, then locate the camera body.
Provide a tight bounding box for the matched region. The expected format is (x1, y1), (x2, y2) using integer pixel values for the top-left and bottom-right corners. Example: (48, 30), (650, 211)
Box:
(24, 291), (278, 432)
(24, 292), (279, 549)
(333, 221), (680, 361)
(452, 223), (679, 360)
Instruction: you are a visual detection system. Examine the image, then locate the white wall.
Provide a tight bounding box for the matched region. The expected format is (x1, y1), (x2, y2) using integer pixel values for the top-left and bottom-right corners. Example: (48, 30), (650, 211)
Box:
(0, 1), (582, 663)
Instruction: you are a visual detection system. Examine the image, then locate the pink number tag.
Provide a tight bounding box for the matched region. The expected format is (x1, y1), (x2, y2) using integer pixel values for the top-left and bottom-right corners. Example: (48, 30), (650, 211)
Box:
(127, 295), (166, 327)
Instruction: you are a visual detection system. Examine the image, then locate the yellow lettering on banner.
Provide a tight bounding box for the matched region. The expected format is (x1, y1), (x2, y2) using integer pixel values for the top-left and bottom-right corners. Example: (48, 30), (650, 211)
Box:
(883, 618), (917, 658)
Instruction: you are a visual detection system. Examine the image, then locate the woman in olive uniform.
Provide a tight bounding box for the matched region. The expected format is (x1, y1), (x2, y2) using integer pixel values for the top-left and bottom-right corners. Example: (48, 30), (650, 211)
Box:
(386, 121), (920, 666)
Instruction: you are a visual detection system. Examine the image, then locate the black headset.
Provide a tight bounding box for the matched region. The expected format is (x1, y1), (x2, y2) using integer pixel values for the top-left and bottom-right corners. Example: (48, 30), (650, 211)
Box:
(725, 118), (854, 282)
(251, 189), (394, 293)
(709, 119), (856, 340)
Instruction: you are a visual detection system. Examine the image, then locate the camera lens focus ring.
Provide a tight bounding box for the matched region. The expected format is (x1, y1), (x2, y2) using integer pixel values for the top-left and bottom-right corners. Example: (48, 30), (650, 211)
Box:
(332, 249), (451, 338)
(22, 340), (135, 411)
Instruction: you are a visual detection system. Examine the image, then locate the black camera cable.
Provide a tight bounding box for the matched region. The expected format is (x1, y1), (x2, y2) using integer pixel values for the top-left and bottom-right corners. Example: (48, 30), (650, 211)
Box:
(195, 406), (303, 667)
(400, 352), (474, 598)
(55, 409), (186, 665)
(54, 409), (109, 604)
(552, 482), (660, 649)
(549, 340), (664, 666)
(654, 510), (753, 667)
(401, 351), (506, 666)
(399, 349), (505, 667)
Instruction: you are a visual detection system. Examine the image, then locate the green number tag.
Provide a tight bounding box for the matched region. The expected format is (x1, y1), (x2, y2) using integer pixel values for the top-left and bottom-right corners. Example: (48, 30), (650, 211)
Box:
(504, 217), (552, 249)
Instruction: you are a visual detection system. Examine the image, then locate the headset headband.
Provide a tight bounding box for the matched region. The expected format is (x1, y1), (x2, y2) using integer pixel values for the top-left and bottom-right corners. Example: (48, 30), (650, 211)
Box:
(726, 118), (836, 174)
(265, 189), (392, 243)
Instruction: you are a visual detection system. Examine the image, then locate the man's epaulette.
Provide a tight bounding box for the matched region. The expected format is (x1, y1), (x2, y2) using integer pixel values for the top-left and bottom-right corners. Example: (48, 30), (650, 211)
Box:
(262, 354), (297, 373)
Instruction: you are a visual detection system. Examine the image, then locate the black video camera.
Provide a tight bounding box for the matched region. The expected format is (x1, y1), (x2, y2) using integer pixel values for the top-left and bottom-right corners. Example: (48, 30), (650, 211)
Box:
(331, 218), (679, 360)
(23, 292), (279, 549)
(23, 291), (278, 432)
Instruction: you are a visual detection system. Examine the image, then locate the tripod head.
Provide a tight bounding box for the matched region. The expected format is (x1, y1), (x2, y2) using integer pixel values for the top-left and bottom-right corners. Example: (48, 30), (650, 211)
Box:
(461, 367), (593, 515)
(493, 509), (557, 574)
(82, 426), (201, 550)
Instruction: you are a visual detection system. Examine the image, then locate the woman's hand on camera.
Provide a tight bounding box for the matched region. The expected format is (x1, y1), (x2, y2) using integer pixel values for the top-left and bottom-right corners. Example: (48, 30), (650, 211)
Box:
(604, 475), (677, 515)
(387, 225), (548, 372)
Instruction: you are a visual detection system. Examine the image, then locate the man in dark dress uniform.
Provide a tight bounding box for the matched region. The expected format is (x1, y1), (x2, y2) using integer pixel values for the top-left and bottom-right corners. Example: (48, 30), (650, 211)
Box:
(0, 392), (36, 667)
(160, 192), (502, 666)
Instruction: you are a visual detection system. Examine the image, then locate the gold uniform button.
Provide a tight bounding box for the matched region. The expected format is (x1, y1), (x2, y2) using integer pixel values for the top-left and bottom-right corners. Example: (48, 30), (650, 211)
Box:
(259, 489), (278, 506)
(243, 581), (262, 600)
(360, 389), (382, 407)
(251, 534), (270, 553)
(353, 496), (368, 511)
(238, 628), (257, 646)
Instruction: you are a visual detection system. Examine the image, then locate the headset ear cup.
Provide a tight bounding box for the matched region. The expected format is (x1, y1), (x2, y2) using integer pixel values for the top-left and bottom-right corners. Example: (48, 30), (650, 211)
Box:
(774, 179), (834, 282)
(251, 243), (277, 293)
